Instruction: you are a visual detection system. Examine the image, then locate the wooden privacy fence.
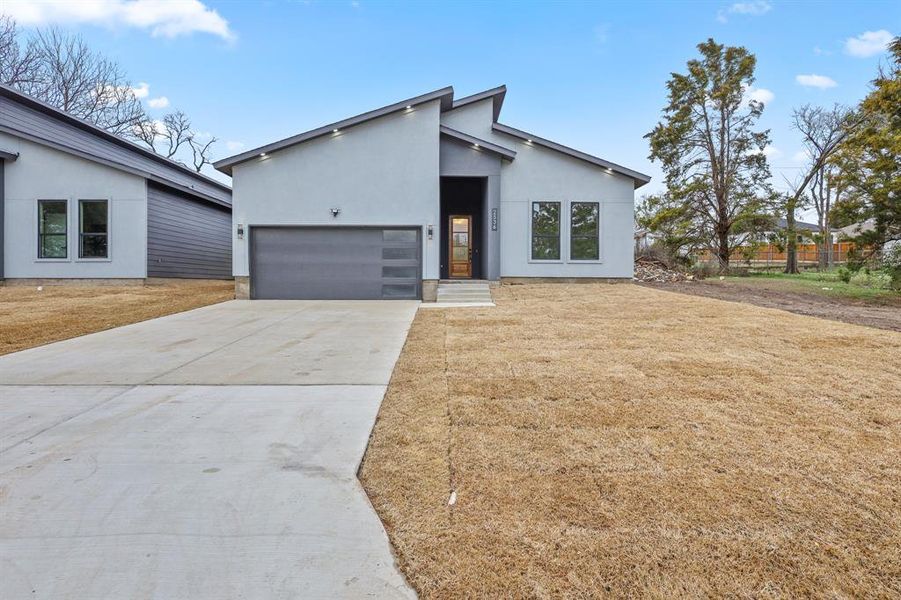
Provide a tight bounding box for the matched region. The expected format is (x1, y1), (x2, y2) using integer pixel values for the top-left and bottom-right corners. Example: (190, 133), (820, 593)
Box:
(699, 242), (860, 266)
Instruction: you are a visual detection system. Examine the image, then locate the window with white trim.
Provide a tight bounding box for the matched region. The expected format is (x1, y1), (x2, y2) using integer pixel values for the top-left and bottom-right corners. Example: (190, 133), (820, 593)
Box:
(570, 202), (599, 260)
(531, 201), (560, 260)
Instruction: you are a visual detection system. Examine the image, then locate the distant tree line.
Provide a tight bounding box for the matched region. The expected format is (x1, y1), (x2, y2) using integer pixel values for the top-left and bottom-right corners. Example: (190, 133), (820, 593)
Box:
(640, 36), (900, 275)
(0, 16), (217, 172)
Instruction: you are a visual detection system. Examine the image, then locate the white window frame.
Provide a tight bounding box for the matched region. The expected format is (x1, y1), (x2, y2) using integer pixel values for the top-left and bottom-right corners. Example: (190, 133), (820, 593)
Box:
(76, 198), (112, 262)
(528, 200), (563, 263)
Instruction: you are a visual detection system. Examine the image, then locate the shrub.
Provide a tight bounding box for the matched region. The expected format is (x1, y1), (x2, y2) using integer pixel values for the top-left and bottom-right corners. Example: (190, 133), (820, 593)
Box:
(881, 243), (901, 290)
(849, 270), (892, 289)
(837, 266), (852, 283)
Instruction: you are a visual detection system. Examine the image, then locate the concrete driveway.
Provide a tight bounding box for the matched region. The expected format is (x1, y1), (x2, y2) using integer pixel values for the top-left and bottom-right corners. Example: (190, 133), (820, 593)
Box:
(0, 300), (418, 599)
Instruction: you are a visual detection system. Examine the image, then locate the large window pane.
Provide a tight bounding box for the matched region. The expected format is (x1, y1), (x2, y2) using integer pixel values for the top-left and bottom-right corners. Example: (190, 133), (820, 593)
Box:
(79, 200), (108, 258)
(38, 200), (67, 259)
(531, 201), (560, 260)
(570, 202), (599, 260)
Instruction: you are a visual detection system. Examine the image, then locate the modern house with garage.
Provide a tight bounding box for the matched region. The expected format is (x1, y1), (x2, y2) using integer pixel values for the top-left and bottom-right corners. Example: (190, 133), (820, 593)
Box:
(0, 84), (232, 282)
(215, 85), (650, 301)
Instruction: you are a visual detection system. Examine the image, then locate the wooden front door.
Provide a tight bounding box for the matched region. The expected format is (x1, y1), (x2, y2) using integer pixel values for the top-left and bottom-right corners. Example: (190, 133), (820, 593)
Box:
(448, 215), (472, 278)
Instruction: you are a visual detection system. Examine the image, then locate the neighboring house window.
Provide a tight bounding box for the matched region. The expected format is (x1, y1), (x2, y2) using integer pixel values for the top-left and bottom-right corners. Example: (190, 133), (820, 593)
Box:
(38, 200), (67, 259)
(570, 202), (600, 260)
(79, 200), (109, 258)
(531, 201), (560, 260)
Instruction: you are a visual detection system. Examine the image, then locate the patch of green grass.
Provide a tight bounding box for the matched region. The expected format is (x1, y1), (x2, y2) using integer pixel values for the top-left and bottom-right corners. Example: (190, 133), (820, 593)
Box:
(720, 269), (900, 302)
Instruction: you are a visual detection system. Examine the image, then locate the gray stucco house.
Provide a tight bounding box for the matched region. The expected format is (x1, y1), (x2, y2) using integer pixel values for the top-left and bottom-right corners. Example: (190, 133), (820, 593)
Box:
(0, 84), (232, 282)
(215, 85), (650, 300)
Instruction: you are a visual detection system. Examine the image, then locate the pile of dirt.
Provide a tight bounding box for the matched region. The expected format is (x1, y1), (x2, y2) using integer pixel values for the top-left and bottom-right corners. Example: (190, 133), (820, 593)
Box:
(633, 256), (693, 283)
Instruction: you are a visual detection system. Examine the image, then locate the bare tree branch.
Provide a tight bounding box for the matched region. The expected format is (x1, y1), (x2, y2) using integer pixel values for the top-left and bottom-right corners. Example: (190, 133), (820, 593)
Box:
(190, 135), (217, 173)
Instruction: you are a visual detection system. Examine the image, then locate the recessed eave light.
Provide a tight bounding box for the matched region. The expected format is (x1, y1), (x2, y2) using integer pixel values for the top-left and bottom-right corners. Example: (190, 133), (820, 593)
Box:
(527, 139), (533, 143)
(259, 152), (267, 158)
(406, 105), (412, 109)
(333, 128), (339, 133)
(473, 143), (480, 149)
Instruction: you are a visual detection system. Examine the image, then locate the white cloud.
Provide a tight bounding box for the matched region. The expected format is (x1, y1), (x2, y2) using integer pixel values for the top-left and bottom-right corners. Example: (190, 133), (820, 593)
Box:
(225, 140), (245, 151)
(147, 96), (169, 108)
(717, 0), (771, 23)
(796, 74), (838, 89)
(844, 30), (894, 58)
(1, 0), (234, 41)
(743, 85), (774, 107)
(792, 150), (809, 162)
(762, 145), (781, 158)
(132, 82), (150, 98)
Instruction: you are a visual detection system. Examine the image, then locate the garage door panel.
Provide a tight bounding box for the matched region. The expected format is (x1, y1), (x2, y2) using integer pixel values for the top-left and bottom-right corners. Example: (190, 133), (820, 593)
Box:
(251, 227), (421, 300)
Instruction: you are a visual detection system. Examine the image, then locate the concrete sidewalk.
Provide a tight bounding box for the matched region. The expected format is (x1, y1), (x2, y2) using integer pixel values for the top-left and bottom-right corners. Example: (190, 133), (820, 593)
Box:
(0, 301), (418, 599)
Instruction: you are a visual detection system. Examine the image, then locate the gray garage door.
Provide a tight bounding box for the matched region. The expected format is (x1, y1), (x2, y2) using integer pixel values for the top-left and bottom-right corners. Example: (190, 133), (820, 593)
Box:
(250, 226), (421, 300)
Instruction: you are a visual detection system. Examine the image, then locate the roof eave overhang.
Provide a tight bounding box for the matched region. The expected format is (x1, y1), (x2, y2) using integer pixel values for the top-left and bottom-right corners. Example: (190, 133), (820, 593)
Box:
(0, 149), (19, 162)
(439, 125), (516, 161)
(448, 85), (506, 121)
(0, 84), (232, 194)
(492, 122), (651, 189)
(214, 86), (455, 175)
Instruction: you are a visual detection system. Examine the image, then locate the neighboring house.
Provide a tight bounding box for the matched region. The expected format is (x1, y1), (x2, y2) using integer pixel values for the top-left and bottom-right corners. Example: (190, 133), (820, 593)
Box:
(215, 85), (650, 300)
(0, 85), (232, 282)
(837, 219), (899, 254)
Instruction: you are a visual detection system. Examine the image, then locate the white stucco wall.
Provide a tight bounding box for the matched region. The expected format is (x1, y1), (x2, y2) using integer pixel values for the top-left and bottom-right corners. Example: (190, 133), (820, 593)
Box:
(1, 133), (148, 278)
(441, 99), (636, 278)
(230, 99), (442, 279)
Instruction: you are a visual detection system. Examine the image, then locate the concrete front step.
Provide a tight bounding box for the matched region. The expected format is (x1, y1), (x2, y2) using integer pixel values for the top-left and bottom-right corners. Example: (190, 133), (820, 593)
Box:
(436, 281), (493, 305)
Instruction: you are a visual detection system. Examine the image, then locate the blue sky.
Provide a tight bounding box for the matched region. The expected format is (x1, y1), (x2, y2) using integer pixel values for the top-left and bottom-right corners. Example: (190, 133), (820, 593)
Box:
(3, 0), (898, 218)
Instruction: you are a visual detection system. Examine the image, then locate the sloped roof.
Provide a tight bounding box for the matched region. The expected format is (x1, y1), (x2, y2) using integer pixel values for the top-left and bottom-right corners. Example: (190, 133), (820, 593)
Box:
(775, 218), (819, 232)
(492, 123), (651, 188)
(439, 125), (516, 161)
(450, 85), (506, 121)
(214, 84), (651, 188)
(214, 86), (455, 175)
(0, 84), (231, 207)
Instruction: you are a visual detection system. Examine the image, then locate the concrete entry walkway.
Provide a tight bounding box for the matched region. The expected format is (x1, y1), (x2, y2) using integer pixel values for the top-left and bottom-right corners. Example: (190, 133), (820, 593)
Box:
(0, 301), (418, 599)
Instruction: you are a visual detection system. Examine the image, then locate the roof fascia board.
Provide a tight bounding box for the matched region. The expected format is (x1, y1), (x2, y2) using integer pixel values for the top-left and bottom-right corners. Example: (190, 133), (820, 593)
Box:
(0, 84), (231, 193)
(0, 124), (230, 208)
(492, 122), (651, 188)
(439, 125), (516, 160)
(0, 149), (19, 161)
(215, 86), (455, 174)
(448, 85), (506, 121)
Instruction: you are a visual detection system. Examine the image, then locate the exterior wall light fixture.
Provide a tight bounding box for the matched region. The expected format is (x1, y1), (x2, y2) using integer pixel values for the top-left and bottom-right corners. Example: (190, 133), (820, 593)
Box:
(427, 225), (434, 240)
(330, 207), (341, 217)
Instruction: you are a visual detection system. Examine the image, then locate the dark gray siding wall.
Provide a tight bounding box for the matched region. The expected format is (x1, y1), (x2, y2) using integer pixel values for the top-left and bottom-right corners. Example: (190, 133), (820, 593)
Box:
(147, 183), (232, 279)
(0, 94), (230, 205)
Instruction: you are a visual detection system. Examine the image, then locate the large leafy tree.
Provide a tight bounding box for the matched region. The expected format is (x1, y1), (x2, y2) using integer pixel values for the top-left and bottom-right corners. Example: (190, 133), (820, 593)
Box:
(646, 38), (773, 271)
(831, 37), (901, 251)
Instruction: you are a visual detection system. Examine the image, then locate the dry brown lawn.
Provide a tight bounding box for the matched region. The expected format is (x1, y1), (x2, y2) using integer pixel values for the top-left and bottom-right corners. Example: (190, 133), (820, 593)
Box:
(0, 280), (233, 356)
(360, 283), (901, 598)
